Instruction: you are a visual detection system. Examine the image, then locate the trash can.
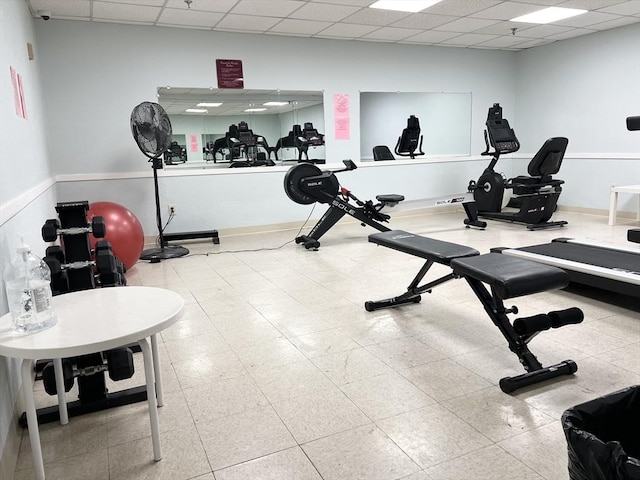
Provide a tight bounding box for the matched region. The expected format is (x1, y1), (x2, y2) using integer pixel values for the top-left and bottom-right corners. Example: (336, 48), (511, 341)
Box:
(561, 385), (640, 480)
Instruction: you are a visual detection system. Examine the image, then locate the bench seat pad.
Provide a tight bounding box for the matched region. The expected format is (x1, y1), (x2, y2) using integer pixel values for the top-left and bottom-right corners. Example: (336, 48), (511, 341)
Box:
(369, 230), (479, 265)
(451, 253), (569, 299)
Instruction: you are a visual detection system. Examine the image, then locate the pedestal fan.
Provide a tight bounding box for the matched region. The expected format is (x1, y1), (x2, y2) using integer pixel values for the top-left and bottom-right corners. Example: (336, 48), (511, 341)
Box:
(130, 101), (189, 260)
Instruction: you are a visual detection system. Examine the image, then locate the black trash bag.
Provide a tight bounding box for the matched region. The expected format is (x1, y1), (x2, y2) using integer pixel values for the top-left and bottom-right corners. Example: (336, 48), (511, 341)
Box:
(561, 385), (640, 480)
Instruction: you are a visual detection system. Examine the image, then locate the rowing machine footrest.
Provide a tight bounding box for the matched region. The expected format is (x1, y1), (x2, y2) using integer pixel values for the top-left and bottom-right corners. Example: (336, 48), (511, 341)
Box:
(364, 294), (422, 312)
(513, 314), (551, 335)
(549, 307), (584, 328)
(499, 360), (578, 394)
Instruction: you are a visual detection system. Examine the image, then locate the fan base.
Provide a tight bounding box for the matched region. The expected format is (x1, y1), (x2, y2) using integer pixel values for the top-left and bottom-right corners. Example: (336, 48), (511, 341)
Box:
(140, 245), (189, 261)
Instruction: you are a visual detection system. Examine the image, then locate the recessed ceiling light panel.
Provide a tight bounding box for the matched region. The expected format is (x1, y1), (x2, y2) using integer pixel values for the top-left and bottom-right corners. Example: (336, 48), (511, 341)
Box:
(511, 7), (587, 24)
(197, 102), (222, 107)
(263, 101), (289, 106)
(245, 108), (267, 112)
(369, 0), (442, 14)
(185, 108), (208, 113)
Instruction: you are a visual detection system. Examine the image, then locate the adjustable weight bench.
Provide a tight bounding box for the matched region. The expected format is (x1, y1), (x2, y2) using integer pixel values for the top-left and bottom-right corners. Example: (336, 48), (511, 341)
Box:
(367, 230), (584, 393)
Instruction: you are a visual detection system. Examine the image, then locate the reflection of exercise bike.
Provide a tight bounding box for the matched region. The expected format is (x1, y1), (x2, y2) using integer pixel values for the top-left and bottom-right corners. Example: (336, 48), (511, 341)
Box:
(284, 160), (404, 250)
(464, 103), (568, 230)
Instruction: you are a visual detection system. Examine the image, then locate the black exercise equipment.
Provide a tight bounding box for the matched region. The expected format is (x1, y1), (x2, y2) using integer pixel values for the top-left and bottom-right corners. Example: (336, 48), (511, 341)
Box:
(373, 145), (395, 161)
(164, 141), (187, 165)
(295, 122), (325, 163)
(495, 117), (640, 300)
(464, 103), (568, 230)
(21, 202), (146, 428)
(284, 160), (404, 250)
(498, 238), (640, 299)
(228, 121), (276, 168)
(366, 230), (584, 393)
(395, 115), (424, 159)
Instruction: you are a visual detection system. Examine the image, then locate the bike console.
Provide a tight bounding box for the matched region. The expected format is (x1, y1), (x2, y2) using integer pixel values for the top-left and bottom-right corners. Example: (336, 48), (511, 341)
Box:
(484, 103), (520, 155)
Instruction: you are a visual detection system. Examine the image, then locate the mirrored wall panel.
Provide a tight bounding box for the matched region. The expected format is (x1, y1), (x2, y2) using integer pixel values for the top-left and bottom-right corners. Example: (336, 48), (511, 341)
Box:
(360, 92), (472, 160)
(158, 87), (325, 168)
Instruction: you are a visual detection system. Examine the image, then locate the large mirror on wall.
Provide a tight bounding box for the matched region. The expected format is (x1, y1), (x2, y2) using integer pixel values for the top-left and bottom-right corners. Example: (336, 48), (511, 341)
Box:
(360, 92), (472, 160)
(157, 87), (325, 169)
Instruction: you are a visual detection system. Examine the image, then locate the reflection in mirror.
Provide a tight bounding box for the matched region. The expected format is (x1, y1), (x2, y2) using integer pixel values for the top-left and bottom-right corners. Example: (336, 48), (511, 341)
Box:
(157, 88), (325, 168)
(360, 92), (472, 160)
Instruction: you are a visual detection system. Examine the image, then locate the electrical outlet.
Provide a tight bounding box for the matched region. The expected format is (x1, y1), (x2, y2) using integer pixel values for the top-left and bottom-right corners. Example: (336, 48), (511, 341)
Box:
(168, 204), (176, 215)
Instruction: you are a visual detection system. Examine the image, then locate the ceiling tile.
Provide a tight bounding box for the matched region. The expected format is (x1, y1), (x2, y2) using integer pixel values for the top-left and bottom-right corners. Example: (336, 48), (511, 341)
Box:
(288, 2), (361, 22)
(518, 23), (577, 36)
(434, 17), (501, 32)
(427, 0), (502, 16)
(314, 22), (380, 38)
(215, 14), (281, 32)
(93, 2), (161, 22)
(598, 0), (640, 14)
(473, 20), (536, 34)
(307, 0), (375, 6)
(268, 18), (334, 35)
(509, 0), (564, 4)
(557, 0), (628, 8)
(475, 34), (535, 46)
(164, 0), (238, 12)
(341, 8), (412, 26)
(361, 26), (424, 40)
(471, 2), (548, 20)
(98, 0), (164, 5)
(390, 13), (458, 29)
(28, 0), (90, 18)
(231, 0), (306, 17)
(158, 8), (224, 27)
(545, 27), (597, 38)
(441, 32), (499, 45)
(588, 15), (640, 27)
(401, 30), (462, 43)
(513, 38), (556, 47)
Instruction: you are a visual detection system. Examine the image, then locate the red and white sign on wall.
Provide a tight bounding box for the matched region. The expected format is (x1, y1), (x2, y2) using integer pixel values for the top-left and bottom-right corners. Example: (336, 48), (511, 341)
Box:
(216, 59), (244, 89)
(10, 66), (28, 119)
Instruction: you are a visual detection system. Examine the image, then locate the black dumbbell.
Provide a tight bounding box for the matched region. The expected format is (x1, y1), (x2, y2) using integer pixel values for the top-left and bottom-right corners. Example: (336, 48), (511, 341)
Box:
(41, 216), (106, 242)
(42, 360), (75, 395)
(46, 245), (65, 264)
(106, 348), (135, 381)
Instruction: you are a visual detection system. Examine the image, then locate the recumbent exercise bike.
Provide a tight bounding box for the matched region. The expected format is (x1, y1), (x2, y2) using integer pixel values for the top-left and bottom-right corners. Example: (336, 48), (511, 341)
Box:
(284, 160), (404, 249)
(464, 103), (568, 230)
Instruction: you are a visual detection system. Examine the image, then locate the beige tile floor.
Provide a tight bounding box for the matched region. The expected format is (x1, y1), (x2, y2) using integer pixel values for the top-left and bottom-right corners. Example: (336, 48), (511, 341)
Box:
(12, 209), (640, 480)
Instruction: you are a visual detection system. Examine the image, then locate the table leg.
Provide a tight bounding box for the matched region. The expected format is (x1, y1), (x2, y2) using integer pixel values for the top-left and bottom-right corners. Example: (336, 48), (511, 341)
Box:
(151, 334), (164, 407)
(609, 188), (618, 225)
(138, 338), (162, 461)
(53, 358), (68, 425)
(22, 359), (45, 480)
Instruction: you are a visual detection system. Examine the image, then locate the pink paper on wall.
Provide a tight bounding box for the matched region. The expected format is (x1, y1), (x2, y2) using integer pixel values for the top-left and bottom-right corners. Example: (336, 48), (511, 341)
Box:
(189, 134), (199, 153)
(17, 73), (27, 119)
(10, 66), (23, 118)
(334, 93), (350, 140)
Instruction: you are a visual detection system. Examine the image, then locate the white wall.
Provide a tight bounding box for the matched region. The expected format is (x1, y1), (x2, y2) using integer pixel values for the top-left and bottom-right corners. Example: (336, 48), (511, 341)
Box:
(0, 1), (57, 475)
(36, 20), (517, 234)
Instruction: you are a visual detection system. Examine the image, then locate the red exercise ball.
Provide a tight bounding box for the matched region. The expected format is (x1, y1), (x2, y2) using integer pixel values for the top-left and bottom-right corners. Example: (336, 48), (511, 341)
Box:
(87, 202), (144, 271)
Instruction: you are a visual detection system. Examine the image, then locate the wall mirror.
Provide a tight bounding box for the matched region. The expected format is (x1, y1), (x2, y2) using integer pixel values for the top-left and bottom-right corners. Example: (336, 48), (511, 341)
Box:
(157, 87), (325, 168)
(360, 92), (472, 160)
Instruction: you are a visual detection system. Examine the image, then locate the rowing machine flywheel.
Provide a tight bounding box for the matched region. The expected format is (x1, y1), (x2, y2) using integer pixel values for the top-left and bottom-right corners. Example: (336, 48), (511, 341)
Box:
(284, 163), (337, 205)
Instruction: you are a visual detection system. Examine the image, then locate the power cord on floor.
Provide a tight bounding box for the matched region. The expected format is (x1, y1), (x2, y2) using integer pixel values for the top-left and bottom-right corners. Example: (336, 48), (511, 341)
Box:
(185, 203), (317, 257)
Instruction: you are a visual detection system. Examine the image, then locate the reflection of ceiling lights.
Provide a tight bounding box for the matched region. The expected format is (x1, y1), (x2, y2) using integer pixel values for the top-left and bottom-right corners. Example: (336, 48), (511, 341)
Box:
(197, 102), (222, 107)
(369, 0), (442, 13)
(263, 101), (289, 106)
(185, 108), (207, 113)
(511, 7), (587, 24)
(245, 108), (267, 112)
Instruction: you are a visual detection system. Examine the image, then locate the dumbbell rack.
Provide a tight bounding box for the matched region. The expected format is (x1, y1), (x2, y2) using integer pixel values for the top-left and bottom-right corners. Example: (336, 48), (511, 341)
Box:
(20, 201), (143, 428)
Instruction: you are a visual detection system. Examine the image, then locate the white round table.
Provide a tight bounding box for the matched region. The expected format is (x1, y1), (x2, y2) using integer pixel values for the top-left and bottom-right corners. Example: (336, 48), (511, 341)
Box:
(0, 286), (184, 480)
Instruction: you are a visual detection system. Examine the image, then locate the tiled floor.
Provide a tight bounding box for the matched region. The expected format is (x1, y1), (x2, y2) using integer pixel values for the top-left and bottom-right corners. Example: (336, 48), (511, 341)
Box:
(13, 209), (640, 480)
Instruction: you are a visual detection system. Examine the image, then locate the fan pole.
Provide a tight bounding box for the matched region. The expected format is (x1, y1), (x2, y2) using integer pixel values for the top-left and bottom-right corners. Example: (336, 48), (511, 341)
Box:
(139, 158), (189, 261)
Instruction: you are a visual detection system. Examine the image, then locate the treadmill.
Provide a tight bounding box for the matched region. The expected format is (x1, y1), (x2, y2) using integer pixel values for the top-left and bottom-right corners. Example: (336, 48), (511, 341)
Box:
(498, 117), (640, 299)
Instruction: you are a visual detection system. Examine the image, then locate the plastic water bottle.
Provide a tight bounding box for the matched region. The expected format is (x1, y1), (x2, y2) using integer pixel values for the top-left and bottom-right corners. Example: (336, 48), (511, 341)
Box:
(3, 240), (57, 333)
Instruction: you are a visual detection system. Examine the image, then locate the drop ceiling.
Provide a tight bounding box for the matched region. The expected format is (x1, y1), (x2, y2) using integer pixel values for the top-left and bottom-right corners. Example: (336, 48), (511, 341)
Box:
(27, 0), (640, 51)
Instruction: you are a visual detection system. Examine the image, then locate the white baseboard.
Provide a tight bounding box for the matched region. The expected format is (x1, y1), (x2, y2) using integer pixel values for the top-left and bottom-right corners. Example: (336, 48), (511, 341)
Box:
(0, 390), (24, 480)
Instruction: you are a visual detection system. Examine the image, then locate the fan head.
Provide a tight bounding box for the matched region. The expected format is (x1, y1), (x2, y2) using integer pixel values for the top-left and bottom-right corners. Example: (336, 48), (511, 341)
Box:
(130, 102), (172, 159)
